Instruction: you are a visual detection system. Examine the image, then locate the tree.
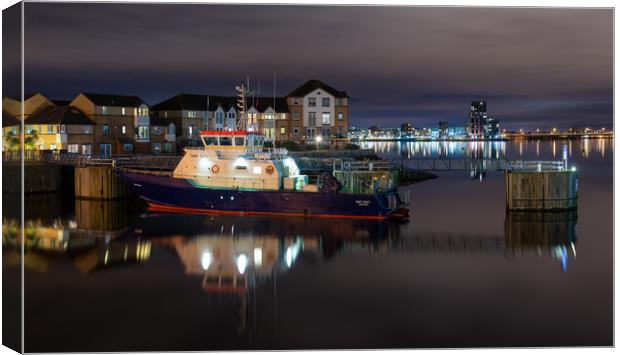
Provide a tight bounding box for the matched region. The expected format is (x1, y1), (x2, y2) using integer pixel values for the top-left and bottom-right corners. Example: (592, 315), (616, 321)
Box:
(24, 129), (38, 150)
(4, 130), (20, 151)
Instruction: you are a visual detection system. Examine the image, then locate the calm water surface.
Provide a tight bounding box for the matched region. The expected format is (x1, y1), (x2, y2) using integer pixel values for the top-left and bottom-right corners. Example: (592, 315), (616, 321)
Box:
(3, 138), (613, 351)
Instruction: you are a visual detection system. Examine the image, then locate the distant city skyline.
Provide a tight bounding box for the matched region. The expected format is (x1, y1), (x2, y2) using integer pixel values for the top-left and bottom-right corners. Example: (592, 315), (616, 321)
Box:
(3, 4), (612, 130)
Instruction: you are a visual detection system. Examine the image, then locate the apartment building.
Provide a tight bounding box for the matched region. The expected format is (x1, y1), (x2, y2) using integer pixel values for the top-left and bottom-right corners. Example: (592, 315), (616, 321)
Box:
(71, 93), (150, 157)
(286, 80), (349, 143)
(150, 93), (209, 145)
(25, 104), (95, 154)
(149, 115), (177, 153)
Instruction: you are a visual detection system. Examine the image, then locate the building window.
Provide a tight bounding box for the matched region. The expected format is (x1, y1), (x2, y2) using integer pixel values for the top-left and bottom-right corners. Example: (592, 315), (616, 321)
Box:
(308, 112), (316, 126)
(265, 113), (275, 120)
(308, 97), (316, 107)
(137, 126), (149, 140)
(293, 127), (299, 135)
(168, 125), (175, 135)
(188, 111), (197, 118)
(322, 98), (330, 107)
(280, 127), (286, 134)
(321, 113), (330, 125)
(338, 112), (344, 120)
(102, 125), (109, 135)
(123, 144), (133, 152)
(138, 107), (148, 116)
(293, 112), (300, 120)
(336, 98), (347, 106)
(101, 106), (108, 114)
(164, 143), (172, 152)
(153, 143), (161, 153)
(216, 112), (223, 125)
(153, 126), (162, 135)
(68, 144), (79, 153)
(47, 125), (53, 134)
(227, 112), (235, 119)
(81, 144), (92, 155)
(281, 113), (286, 119)
(121, 125), (127, 135)
(164, 111), (168, 118)
(121, 107), (126, 115)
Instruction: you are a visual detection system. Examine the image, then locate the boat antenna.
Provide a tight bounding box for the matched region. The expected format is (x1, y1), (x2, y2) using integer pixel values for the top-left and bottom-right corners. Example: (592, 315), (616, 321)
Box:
(236, 80), (247, 131)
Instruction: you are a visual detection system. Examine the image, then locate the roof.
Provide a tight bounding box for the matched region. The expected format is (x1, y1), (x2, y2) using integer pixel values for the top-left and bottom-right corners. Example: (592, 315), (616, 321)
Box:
(152, 93), (288, 113)
(151, 93), (209, 111)
(287, 79), (348, 98)
(248, 97), (289, 113)
(2, 111), (20, 127)
(149, 114), (174, 127)
(26, 105), (95, 125)
(81, 93), (146, 107)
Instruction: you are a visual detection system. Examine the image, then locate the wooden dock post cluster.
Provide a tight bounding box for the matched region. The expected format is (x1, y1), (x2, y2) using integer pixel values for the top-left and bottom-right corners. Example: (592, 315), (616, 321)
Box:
(505, 166), (578, 211)
(75, 166), (128, 199)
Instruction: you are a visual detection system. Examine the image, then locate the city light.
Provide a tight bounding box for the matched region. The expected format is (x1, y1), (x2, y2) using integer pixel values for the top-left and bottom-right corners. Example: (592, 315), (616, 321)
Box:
(253, 248), (262, 267)
(315, 135), (323, 143)
(236, 254), (248, 274)
(201, 251), (212, 270)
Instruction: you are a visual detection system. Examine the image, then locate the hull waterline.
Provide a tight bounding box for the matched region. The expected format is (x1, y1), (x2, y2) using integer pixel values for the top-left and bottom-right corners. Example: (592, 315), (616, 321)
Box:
(117, 171), (408, 221)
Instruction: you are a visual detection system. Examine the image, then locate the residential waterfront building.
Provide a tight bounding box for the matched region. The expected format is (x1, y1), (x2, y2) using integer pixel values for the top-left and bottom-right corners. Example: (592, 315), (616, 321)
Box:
(149, 115), (177, 154)
(286, 79), (349, 143)
(150, 93), (210, 144)
(468, 101), (487, 138)
(25, 104), (95, 154)
(70, 93), (150, 157)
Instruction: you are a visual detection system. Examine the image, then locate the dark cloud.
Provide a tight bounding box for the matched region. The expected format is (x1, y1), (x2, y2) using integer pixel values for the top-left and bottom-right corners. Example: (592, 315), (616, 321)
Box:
(18, 3), (613, 129)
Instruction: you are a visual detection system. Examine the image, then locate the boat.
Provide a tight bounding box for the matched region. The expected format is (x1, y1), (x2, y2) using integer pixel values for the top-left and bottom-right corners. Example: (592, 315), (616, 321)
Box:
(116, 83), (409, 220)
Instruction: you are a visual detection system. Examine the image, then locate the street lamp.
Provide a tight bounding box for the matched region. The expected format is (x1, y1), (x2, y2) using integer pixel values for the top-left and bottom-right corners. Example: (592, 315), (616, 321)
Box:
(315, 135), (323, 150)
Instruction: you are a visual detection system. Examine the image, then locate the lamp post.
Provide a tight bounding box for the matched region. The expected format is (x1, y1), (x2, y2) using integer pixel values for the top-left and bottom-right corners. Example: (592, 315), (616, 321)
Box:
(315, 135), (322, 150)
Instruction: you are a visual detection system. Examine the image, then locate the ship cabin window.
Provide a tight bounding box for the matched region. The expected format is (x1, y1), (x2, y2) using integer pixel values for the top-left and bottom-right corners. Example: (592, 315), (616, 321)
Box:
(203, 136), (218, 146)
(219, 136), (232, 146)
(234, 137), (245, 146)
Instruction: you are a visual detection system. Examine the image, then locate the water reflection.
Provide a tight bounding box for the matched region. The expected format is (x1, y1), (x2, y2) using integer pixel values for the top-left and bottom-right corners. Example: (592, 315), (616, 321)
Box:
(5, 206), (579, 278)
(362, 138), (611, 161)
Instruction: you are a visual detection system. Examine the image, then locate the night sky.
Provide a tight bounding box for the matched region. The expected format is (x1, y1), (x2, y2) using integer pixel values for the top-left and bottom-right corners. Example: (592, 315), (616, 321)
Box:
(4, 3), (613, 130)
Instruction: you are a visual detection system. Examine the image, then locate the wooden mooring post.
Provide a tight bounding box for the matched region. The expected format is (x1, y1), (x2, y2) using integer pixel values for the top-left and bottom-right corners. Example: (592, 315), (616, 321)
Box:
(505, 170), (578, 211)
(75, 166), (127, 200)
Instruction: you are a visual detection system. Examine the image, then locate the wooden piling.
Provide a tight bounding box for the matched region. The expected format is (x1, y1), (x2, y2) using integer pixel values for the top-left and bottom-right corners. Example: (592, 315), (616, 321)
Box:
(75, 166), (127, 200)
(505, 170), (578, 211)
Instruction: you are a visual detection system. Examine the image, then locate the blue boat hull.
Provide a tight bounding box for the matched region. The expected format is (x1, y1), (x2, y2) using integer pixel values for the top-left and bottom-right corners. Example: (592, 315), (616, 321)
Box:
(116, 171), (408, 220)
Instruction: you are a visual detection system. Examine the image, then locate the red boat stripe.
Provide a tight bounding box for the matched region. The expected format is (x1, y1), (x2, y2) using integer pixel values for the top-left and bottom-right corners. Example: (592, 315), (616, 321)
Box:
(147, 202), (389, 220)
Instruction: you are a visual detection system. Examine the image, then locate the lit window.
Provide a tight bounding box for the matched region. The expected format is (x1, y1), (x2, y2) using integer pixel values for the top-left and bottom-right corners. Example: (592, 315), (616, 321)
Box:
(121, 107), (126, 115)
(321, 113), (330, 125)
(121, 125), (126, 134)
(68, 144), (79, 153)
(280, 127), (286, 134)
(253, 166), (262, 174)
(138, 126), (149, 140)
(338, 112), (344, 120)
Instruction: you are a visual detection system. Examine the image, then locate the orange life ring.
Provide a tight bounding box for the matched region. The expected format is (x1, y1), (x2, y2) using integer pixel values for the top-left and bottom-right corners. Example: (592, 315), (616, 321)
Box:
(211, 164), (220, 173)
(266, 165), (275, 174)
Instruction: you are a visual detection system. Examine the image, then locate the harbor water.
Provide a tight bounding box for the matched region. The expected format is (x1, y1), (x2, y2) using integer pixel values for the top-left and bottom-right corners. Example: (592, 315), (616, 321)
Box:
(3, 138), (613, 351)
